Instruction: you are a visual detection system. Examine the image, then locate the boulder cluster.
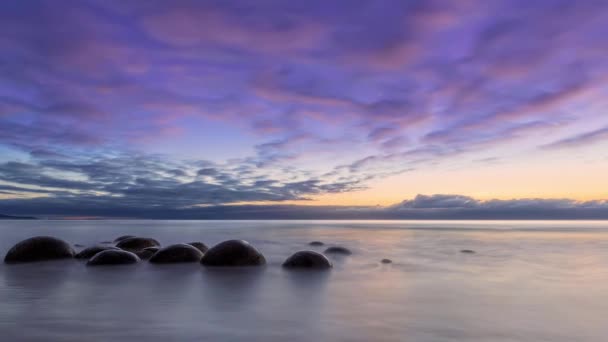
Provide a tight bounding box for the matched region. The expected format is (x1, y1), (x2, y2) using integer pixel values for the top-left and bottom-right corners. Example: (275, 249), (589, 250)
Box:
(3, 236), (369, 270)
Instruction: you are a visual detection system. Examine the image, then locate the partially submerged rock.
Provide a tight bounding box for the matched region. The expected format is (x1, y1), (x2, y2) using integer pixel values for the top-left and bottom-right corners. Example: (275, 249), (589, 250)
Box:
(381, 258), (392, 264)
(282, 251), (332, 269)
(308, 241), (324, 246)
(87, 250), (140, 266)
(4, 236), (75, 263)
(324, 246), (352, 255)
(187, 242), (209, 253)
(460, 249), (476, 254)
(200, 240), (266, 267)
(134, 247), (159, 260)
(75, 246), (120, 259)
(149, 244), (204, 263)
(113, 235), (136, 243)
(115, 237), (160, 252)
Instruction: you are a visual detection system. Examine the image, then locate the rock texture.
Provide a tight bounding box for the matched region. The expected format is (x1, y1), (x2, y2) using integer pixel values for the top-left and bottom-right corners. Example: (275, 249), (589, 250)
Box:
(86, 250), (140, 266)
(324, 246), (352, 255)
(4, 236), (75, 263)
(200, 240), (266, 267)
(149, 244), (204, 263)
(75, 246), (120, 259)
(115, 237), (160, 252)
(282, 251), (332, 269)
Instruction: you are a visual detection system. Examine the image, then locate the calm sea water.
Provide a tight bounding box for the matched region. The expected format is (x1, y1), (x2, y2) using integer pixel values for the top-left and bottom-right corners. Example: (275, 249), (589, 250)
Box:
(1, 220), (608, 341)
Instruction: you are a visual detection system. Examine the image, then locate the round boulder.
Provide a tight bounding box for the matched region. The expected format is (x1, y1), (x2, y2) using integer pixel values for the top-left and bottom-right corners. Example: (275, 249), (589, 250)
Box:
(75, 246), (120, 259)
(4, 236), (75, 263)
(116, 237), (160, 252)
(308, 241), (324, 246)
(282, 251), (332, 269)
(200, 240), (266, 267)
(149, 244), (204, 264)
(187, 242), (208, 253)
(324, 246), (352, 255)
(87, 250), (140, 266)
(113, 235), (136, 243)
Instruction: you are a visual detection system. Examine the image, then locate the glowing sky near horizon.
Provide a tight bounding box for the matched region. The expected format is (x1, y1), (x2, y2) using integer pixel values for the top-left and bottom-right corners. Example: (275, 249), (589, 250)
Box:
(0, 0), (607, 217)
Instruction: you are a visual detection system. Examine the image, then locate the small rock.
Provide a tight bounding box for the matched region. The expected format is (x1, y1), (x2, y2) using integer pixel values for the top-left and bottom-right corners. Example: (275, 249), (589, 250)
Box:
(282, 251), (332, 269)
(100, 241), (113, 244)
(200, 240), (266, 267)
(308, 241), (324, 246)
(135, 247), (159, 260)
(187, 242), (209, 253)
(324, 246), (352, 255)
(4, 236), (75, 263)
(74, 244), (85, 248)
(460, 249), (476, 254)
(87, 250), (140, 266)
(381, 259), (392, 264)
(113, 235), (136, 243)
(149, 244), (204, 263)
(75, 246), (120, 259)
(116, 237), (160, 252)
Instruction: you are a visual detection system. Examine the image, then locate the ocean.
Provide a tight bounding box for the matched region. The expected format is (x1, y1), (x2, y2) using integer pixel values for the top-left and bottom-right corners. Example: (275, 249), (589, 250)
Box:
(0, 220), (607, 341)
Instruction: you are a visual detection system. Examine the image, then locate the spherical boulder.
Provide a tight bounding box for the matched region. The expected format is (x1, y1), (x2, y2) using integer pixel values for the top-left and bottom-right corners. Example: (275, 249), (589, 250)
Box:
(282, 251), (332, 269)
(75, 246), (120, 259)
(324, 246), (352, 255)
(113, 235), (136, 243)
(200, 240), (266, 267)
(149, 244), (204, 264)
(116, 237), (160, 252)
(86, 250), (140, 266)
(4, 236), (75, 263)
(187, 242), (208, 253)
(308, 241), (324, 246)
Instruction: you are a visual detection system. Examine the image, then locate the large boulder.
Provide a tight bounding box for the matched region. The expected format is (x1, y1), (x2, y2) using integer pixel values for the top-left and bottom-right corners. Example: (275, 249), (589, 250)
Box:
(149, 244), (204, 263)
(282, 251), (332, 269)
(324, 246), (352, 255)
(200, 240), (266, 267)
(75, 246), (120, 259)
(187, 242), (209, 253)
(113, 235), (136, 243)
(86, 250), (140, 266)
(115, 237), (160, 252)
(4, 236), (75, 263)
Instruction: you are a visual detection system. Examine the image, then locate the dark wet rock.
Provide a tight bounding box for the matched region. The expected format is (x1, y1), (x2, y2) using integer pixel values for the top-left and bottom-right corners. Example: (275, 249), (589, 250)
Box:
(149, 244), (204, 264)
(282, 251), (332, 269)
(324, 246), (352, 255)
(74, 244), (85, 248)
(135, 247), (159, 260)
(113, 235), (136, 243)
(460, 249), (476, 254)
(75, 246), (120, 259)
(308, 241), (324, 246)
(4, 236), (75, 263)
(200, 240), (266, 267)
(116, 237), (160, 252)
(100, 241), (113, 244)
(87, 250), (140, 266)
(187, 242), (208, 253)
(381, 258), (392, 264)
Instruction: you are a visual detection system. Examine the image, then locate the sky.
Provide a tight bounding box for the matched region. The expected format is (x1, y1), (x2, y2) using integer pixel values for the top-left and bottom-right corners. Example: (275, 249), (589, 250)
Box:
(0, 0), (607, 219)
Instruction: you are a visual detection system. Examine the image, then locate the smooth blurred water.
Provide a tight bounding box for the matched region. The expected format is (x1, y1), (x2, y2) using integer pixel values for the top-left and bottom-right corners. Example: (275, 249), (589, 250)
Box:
(1, 220), (608, 341)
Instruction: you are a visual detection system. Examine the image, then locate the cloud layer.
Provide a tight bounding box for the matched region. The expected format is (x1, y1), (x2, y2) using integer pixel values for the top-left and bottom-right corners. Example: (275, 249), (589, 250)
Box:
(1, 0), (608, 217)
